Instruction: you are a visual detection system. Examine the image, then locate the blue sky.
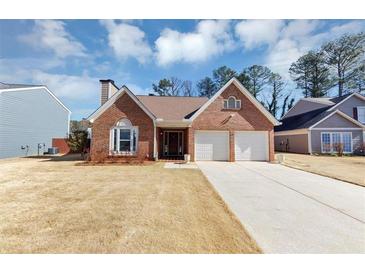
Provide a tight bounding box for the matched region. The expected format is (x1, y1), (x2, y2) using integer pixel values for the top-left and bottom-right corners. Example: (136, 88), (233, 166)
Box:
(0, 19), (364, 120)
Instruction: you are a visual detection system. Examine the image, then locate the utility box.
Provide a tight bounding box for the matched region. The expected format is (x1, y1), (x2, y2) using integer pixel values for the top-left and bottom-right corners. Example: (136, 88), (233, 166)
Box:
(48, 147), (59, 155)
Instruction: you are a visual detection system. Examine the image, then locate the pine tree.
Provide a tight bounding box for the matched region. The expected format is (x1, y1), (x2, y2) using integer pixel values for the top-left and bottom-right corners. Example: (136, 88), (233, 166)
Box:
(322, 32), (365, 96)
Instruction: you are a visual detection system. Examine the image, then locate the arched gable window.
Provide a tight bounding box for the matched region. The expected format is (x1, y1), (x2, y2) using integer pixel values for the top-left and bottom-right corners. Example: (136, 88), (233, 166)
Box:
(223, 96), (241, 109)
(110, 118), (138, 155)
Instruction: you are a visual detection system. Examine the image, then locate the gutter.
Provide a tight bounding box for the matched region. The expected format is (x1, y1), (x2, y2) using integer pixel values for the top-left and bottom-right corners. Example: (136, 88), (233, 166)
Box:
(155, 118), (192, 128)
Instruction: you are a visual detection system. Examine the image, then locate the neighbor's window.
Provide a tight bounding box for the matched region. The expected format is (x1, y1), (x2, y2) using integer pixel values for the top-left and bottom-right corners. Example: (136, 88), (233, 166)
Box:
(111, 118), (138, 155)
(223, 96), (241, 109)
(321, 133), (331, 153)
(357, 106), (365, 124)
(321, 132), (352, 153)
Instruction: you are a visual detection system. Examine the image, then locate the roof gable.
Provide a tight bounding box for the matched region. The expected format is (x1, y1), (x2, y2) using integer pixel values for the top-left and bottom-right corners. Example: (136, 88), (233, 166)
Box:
(188, 78), (280, 125)
(282, 99), (334, 119)
(312, 111), (363, 128)
(327, 92), (365, 111)
(309, 110), (365, 129)
(276, 108), (365, 132)
(0, 85), (71, 114)
(87, 86), (156, 122)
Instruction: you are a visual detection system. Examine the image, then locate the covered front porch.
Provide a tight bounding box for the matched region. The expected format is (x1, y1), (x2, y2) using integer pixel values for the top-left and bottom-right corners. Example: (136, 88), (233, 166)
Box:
(157, 128), (189, 160)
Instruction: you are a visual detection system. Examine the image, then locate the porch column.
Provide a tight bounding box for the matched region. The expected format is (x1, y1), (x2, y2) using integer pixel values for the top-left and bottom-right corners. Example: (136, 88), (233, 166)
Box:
(268, 129), (275, 162)
(229, 130), (235, 162)
(187, 127), (194, 161)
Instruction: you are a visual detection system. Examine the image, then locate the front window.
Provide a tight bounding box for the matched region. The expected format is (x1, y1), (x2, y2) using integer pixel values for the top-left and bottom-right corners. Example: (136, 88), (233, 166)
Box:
(321, 132), (352, 153)
(223, 96), (241, 109)
(119, 129), (131, 151)
(111, 119), (138, 155)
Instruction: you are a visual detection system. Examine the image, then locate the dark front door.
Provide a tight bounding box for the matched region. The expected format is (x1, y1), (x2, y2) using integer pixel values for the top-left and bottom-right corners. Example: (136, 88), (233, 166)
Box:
(163, 131), (183, 156)
(168, 132), (179, 155)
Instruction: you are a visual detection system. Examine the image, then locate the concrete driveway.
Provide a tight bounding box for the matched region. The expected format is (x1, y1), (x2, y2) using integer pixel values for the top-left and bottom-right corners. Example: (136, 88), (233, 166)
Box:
(197, 161), (365, 253)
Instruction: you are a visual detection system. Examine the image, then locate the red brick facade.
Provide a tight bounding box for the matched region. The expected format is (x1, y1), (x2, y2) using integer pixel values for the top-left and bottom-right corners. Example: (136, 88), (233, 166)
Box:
(188, 83), (274, 161)
(90, 93), (154, 162)
(90, 82), (275, 162)
(52, 138), (70, 154)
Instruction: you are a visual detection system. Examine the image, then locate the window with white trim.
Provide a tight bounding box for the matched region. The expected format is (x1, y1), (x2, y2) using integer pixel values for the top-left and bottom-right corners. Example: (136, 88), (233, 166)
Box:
(321, 133), (331, 153)
(223, 96), (241, 109)
(321, 132), (352, 153)
(110, 119), (138, 155)
(357, 106), (365, 124)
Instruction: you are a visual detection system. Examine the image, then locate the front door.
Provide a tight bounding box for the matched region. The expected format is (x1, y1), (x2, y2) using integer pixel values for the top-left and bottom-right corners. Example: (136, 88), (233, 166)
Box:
(163, 131), (183, 156)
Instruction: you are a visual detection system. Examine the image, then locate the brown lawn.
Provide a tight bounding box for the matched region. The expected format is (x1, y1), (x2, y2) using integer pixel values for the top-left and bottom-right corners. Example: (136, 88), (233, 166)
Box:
(0, 156), (260, 254)
(278, 153), (365, 187)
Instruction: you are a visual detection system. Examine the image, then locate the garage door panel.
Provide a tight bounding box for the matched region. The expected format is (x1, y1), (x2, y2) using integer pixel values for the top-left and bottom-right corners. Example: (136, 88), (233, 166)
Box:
(195, 131), (229, 161)
(235, 131), (268, 161)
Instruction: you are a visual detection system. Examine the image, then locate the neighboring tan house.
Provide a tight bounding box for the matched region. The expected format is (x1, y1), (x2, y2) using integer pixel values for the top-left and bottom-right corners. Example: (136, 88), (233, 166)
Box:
(0, 82), (71, 159)
(275, 93), (365, 154)
(87, 78), (280, 162)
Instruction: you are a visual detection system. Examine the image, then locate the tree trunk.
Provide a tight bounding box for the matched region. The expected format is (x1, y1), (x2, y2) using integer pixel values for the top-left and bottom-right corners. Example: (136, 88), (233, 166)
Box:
(338, 63), (343, 97)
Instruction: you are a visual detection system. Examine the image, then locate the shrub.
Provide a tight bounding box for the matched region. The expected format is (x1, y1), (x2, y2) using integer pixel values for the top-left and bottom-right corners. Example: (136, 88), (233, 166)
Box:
(359, 142), (365, 156)
(333, 143), (344, 157)
(67, 130), (88, 153)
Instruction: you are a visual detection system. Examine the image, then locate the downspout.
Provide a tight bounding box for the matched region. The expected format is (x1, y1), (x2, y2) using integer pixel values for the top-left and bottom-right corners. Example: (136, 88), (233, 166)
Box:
(67, 111), (71, 136)
(153, 120), (157, 160)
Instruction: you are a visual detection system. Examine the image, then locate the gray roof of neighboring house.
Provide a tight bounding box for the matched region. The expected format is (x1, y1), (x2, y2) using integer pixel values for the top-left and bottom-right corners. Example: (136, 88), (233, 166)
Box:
(276, 93), (361, 132)
(0, 82), (43, 90)
(275, 107), (331, 131)
(328, 93), (353, 104)
(300, 97), (335, 105)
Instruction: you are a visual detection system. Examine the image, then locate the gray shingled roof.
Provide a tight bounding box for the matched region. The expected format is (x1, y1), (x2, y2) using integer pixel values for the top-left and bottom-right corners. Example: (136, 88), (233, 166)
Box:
(300, 97), (335, 105)
(275, 107), (331, 131)
(276, 93), (361, 132)
(329, 93), (353, 104)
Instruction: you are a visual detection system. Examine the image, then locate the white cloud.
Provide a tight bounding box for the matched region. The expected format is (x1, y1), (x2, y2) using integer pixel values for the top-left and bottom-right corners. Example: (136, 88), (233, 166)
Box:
(0, 57), (63, 82)
(329, 20), (365, 37)
(264, 20), (365, 78)
(264, 20), (319, 77)
(100, 20), (152, 64)
(155, 20), (235, 66)
(0, 59), (98, 102)
(19, 20), (87, 58)
(266, 39), (303, 77)
(31, 71), (99, 101)
(235, 20), (285, 49)
(281, 20), (320, 39)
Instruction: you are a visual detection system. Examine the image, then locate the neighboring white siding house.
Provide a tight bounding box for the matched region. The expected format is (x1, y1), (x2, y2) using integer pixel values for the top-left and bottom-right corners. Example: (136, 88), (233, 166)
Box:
(0, 84), (71, 159)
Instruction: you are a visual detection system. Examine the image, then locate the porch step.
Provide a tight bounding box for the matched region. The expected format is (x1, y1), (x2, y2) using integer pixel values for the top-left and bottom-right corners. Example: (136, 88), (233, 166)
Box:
(158, 157), (185, 163)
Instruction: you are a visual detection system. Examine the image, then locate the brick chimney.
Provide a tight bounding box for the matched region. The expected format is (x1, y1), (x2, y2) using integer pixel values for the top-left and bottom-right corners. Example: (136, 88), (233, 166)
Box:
(99, 79), (118, 105)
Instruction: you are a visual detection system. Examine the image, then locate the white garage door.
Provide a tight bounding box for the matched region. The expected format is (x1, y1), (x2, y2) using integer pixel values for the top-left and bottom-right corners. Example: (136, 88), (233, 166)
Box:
(235, 131), (268, 161)
(195, 131), (229, 161)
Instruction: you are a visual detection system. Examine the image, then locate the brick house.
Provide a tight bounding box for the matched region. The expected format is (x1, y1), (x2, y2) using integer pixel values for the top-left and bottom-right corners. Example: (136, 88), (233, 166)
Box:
(87, 77), (280, 162)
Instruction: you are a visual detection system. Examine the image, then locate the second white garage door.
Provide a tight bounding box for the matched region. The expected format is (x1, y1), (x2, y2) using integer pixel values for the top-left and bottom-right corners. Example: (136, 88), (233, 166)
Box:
(235, 131), (268, 161)
(195, 131), (229, 161)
